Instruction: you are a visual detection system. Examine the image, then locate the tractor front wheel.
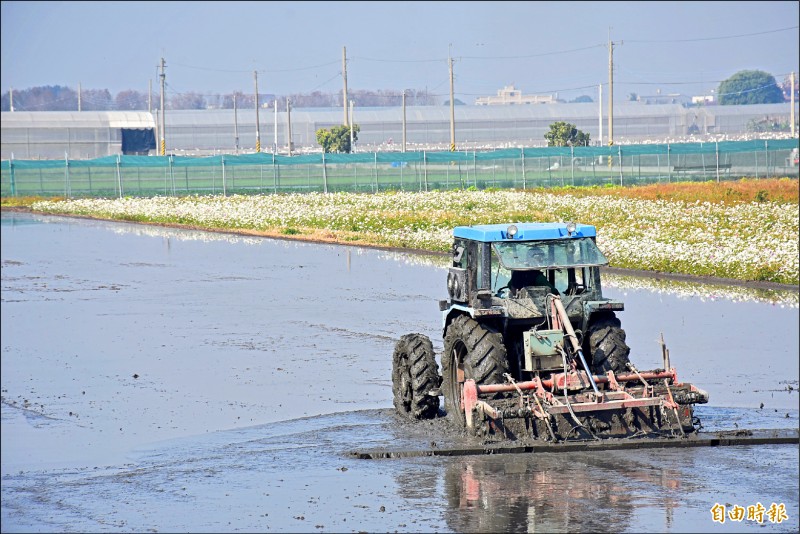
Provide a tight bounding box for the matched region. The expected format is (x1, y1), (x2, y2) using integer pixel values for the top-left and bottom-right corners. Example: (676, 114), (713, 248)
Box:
(392, 333), (440, 419)
(441, 315), (509, 426)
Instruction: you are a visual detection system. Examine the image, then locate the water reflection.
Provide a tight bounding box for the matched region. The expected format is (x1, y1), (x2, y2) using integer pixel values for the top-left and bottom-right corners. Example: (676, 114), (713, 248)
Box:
(419, 452), (689, 533)
(606, 272), (798, 309)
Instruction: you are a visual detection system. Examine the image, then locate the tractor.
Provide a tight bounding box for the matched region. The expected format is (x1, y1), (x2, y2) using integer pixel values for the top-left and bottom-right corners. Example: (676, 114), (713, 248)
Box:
(391, 222), (709, 442)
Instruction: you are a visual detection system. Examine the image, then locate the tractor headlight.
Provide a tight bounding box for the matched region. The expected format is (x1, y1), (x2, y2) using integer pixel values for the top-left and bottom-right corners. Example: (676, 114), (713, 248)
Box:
(507, 224), (518, 238)
(566, 221), (577, 235)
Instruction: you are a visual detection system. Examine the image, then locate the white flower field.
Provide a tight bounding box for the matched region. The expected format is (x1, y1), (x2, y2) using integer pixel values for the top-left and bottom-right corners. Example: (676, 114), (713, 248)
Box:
(31, 189), (799, 285)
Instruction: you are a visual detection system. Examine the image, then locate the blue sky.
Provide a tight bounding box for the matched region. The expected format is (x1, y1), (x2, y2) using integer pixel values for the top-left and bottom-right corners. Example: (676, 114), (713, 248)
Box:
(1, 1), (798, 103)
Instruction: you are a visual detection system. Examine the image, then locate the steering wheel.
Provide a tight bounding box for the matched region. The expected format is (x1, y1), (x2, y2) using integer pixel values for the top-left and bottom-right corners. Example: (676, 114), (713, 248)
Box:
(495, 284), (511, 297)
(567, 284), (585, 296)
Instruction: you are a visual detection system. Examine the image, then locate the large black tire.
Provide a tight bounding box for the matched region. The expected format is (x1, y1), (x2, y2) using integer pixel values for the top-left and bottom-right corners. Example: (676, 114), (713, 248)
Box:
(584, 312), (631, 374)
(392, 333), (440, 419)
(441, 315), (510, 426)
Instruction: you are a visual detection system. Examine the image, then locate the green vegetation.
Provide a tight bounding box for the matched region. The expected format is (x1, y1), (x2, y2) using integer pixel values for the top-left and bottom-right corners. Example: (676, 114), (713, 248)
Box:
(717, 70), (784, 105)
(316, 124), (360, 153)
(544, 121), (590, 147)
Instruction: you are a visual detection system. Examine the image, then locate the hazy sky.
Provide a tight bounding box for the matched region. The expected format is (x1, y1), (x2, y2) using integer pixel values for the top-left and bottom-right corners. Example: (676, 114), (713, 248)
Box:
(1, 1), (798, 104)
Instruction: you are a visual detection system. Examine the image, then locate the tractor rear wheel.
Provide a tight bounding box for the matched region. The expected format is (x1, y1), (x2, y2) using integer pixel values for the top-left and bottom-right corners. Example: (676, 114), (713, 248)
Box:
(392, 333), (440, 419)
(585, 312), (631, 374)
(441, 315), (509, 426)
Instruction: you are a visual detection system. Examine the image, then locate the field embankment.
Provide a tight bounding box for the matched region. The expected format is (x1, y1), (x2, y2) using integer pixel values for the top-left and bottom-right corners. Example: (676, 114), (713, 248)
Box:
(3, 178), (798, 285)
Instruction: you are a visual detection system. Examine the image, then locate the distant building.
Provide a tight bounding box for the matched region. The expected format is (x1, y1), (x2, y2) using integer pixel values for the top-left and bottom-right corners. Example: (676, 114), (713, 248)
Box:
(637, 93), (692, 106)
(3, 102), (796, 158)
(691, 95), (716, 105)
(475, 85), (557, 106)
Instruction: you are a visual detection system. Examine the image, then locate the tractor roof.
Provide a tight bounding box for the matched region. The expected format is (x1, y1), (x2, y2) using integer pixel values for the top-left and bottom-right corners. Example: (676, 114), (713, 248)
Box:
(453, 222), (596, 242)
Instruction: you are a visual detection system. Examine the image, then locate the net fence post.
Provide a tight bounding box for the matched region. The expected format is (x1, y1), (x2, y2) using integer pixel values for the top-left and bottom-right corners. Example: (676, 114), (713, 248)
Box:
(222, 155), (227, 196)
(423, 150), (428, 192)
(9, 157), (16, 197)
(755, 145), (759, 178)
(570, 146), (575, 186)
(64, 152), (70, 199)
(170, 155), (176, 196)
(322, 151), (328, 193)
(715, 141), (720, 183)
(521, 148), (526, 190)
(473, 150), (477, 188)
(116, 154), (123, 198)
(667, 143), (671, 183)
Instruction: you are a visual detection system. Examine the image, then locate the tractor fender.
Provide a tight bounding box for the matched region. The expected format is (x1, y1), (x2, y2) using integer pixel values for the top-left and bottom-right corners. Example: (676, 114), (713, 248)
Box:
(581, 300), (625, 333)
(441, 304), (475, 337)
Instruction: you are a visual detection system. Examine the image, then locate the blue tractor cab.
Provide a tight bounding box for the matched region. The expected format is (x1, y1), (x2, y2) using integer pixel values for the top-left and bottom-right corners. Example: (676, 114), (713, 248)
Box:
(444, 222), (622, 335)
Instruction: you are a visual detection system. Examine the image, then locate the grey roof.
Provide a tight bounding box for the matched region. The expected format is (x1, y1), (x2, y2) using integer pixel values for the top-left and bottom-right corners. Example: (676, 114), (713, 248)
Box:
(2, 103), (792, 129)
(168, 103), (693, 125)
(1, 111), (156, 128)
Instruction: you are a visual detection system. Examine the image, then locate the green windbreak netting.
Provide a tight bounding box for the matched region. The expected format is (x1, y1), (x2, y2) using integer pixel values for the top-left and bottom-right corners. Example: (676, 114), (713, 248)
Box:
(2, 139), (797, 198)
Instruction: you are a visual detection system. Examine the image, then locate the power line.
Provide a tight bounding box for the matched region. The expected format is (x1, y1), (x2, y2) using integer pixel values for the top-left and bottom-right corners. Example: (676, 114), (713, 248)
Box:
(625, 25), (798, 43)
(308, 71), (342, 92)
(170, 60), (340, 74)
(460, 43), (606, 60)
(351, 56), (443, 64)
(353, 43), (606, 63)
(716, 82), (786, 97)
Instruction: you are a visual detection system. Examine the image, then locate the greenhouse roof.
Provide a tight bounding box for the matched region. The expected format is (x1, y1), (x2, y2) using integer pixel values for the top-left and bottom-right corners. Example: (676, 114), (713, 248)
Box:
(1, 111), (156, 129)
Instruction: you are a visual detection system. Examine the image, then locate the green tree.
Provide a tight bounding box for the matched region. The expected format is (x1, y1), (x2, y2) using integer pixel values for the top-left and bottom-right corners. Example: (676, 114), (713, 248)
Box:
(717, 70), (784, 105)
(544, 121), (591, 147)
(316, 124), (360, 153)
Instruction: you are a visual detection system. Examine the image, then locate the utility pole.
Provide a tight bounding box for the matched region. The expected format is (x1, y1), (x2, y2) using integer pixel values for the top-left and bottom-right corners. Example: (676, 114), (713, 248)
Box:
(274, 99), (278, 154)
(598, 83), (603, 146)
(159, 57), (166, 155)
(449, 44), (455, 151)
(234, 93), (240, 154)
(402, 90), (407, 153)
(342, 46), (349, 126)
(349, 100), (355, 153)
(287, 98), (293, 156)
(607, 30), (622, 146)
(608, 32), (613, 146)
(78, 82), (81, 111)
(792, 71), (796, 137)
(254, 71), (261, 153)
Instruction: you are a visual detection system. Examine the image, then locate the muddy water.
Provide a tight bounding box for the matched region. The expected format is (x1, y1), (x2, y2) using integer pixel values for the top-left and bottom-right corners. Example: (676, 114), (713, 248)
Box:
(2, 211), (798, 533)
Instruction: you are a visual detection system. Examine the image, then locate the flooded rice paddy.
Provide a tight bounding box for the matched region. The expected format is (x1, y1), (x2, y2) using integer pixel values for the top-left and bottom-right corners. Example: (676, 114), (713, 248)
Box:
(1, 211), (798, 533)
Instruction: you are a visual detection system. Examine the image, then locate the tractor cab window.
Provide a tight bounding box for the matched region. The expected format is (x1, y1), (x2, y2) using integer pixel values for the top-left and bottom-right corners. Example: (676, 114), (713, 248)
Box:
(553, 266), (594, 295)
(490, 247), (512, 293)
(490, 238), (606, 297)
(452, 239), (467, 269)
(492, 238), (608, 270)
